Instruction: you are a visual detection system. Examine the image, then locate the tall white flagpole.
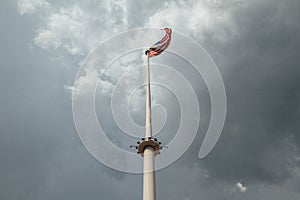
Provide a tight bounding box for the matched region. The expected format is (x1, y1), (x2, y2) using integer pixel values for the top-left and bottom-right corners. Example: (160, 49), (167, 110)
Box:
(133, 51), (161, 200)
(143, 55), (156, 200)
(132, 28), (171, 200)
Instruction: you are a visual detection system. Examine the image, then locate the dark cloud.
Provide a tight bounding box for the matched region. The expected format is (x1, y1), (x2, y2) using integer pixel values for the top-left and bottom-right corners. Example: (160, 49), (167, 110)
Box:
(197, 0), (300, 187)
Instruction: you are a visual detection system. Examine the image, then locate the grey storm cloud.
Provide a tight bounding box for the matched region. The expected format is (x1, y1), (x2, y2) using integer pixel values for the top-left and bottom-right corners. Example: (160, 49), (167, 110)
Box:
(0, 0), (300, 200)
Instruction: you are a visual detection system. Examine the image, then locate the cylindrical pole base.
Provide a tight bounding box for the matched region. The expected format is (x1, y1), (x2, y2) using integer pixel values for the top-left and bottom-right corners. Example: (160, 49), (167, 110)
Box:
(143, 147), (156, 200)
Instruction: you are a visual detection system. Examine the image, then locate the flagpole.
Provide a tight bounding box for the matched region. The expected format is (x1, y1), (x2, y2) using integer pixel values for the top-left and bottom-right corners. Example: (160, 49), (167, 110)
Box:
(134, 28), (172, 199)
(145, 55), (152, 138)
(143, 54), (156, 200)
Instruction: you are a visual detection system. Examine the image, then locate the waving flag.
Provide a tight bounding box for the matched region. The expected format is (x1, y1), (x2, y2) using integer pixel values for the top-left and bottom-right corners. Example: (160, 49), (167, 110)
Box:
(145, 28), (172, 57)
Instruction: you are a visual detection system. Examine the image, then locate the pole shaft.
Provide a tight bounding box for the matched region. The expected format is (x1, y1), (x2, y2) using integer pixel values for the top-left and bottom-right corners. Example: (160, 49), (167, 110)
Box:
(145, 55), (152, 138)
(143, 55), (156, 200)
(143, 147), (156, 200)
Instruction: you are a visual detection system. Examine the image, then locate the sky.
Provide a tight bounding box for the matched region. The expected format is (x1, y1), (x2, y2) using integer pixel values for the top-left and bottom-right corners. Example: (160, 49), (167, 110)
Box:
(0, 0), (300, 199)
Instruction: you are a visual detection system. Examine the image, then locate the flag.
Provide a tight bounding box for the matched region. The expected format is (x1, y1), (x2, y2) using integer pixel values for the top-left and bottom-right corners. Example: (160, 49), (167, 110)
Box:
(145, 28), (172, 57)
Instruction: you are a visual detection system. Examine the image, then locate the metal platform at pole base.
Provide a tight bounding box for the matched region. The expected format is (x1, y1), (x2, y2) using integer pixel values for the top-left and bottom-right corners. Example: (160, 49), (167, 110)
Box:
(130, 137), (163, 200)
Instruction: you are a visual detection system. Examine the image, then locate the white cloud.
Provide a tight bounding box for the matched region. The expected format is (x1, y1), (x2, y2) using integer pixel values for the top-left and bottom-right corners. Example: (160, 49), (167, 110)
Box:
(64, 85), (75, 94)
(145, 1), (239, 43)
(19, 0), (128, 55)
(236, 182), (247, 193)
(17, 0), (48, 15)
(72, 67), (99, 97)
(34, 6), (92, 55)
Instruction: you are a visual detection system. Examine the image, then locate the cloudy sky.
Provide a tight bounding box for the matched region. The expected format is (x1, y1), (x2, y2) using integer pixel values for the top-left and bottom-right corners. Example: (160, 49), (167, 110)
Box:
(1, 0), (300, 199)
